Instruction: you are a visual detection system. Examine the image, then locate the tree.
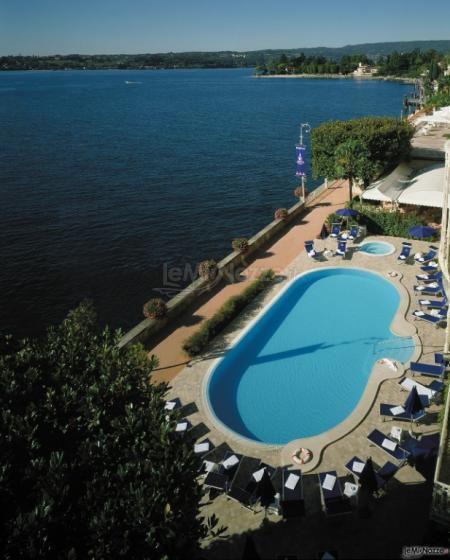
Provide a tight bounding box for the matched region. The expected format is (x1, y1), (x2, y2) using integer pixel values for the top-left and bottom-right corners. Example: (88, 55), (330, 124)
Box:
(0, 302), (208, 559)
(334, 139), (375, 202)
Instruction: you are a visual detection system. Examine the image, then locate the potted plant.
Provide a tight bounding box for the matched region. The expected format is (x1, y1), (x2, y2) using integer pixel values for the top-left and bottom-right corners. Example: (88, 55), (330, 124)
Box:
(274, 208), (288, 221)
(293, 186), (309, 199)
(143, 298), (168, 320)
(231, 238), (249, 253)
(198, 259), (218, 282)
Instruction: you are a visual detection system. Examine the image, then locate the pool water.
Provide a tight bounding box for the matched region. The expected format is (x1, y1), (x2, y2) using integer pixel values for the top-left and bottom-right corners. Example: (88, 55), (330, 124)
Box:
(358, 241), (395, 256)
(207, 267), (413, 445)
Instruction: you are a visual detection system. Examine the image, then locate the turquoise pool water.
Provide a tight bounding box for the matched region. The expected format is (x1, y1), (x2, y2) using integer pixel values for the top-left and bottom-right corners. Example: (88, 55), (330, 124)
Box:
(207, 268), (414, 445)
(358, 241), (395, 256)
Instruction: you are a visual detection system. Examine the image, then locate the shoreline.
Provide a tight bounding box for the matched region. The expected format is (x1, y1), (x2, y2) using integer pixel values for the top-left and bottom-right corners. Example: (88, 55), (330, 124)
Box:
(254, 73), (416, 84)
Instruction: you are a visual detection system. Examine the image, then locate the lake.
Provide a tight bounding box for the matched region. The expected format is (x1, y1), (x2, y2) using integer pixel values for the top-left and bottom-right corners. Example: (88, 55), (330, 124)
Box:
(0, 68), (410, 337)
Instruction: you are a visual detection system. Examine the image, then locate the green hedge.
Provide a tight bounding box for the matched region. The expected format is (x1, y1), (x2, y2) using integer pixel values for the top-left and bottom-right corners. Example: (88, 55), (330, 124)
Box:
(182, 269), (275, 357)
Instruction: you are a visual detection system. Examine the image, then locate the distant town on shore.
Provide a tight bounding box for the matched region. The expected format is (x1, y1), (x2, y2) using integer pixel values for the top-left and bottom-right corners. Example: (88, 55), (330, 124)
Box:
(2, 40), (450, 76)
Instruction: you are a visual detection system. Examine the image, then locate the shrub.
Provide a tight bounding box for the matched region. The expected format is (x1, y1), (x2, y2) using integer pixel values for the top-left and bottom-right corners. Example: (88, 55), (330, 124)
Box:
(358, 206), (428, 238)
(293, 186), (309, 199)
(143, 298), (167, 319)
(232, 238), (249, 253)
(182, 270), (275, 357)
(274, 208), (288, 221)
(198, 259), (218, 281)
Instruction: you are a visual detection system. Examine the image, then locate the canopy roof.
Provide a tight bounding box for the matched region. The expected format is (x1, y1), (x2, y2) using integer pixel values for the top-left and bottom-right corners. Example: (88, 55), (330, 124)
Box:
(362, 162), (446, 208)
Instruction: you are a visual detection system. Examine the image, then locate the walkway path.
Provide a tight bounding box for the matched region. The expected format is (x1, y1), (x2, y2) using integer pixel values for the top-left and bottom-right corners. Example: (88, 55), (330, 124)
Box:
(150, 181), (349, 384)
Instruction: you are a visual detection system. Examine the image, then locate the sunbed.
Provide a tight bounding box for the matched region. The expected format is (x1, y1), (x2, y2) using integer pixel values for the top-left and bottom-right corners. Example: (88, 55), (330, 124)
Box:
(227, 456), (261, 509)
(304, 240), (320, 260)
(398, 376), (443, 402)
(318, 471), (352, 516)
(410, 361), (445, 379)
(397, 242), (412, 263)
(379, 403), (426, 422)
(204, 451), (242, 493)
(344, 456), (399, 489)
(415, 248), (438, 263)
(420, 261), (439, 272)
(336, 239), (347, 258)
(367, 429), (410, 463)
(416, 270), (442, 282)
(174, 418), (192, 436)
(164, 397), (182, 411)
(280, 468), (304, 517)
(330, 223), (341, 238)
(418, 297), (447, 309)
(412, 310), (445, 326)
(435, 352), (447, 365)
(413, 282), (444, 296)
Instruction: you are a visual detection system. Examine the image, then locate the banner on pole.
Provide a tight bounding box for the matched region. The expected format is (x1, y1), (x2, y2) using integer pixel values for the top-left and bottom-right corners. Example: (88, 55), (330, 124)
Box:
(295, 145), (306, 176)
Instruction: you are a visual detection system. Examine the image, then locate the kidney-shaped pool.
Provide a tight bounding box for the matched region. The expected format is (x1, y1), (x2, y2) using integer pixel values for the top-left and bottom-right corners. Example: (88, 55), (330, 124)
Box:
(206, 267), (414, 445)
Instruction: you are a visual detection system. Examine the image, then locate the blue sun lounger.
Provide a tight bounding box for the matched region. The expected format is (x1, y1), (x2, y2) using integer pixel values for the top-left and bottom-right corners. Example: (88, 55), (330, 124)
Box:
(435, 352), (447, 365)
(304, 240), (320, 260)
(318, 471), (352, 516)
(344, 456), (399, 489)
(330, 223), (341, 238)
(410, 361), (445, 379)
(413, 283), (444, 296)
(336, 239), (347, 257)
(415, 247), (438, 264)
(412, 310), (446, 326)
(420, 262), (439, 273)
(397, 242), (412, 263)
(416, 271), (442, 283)
(367, 429), (410, 463)
(379, 403), (426, 422)
(281, 468), (305, 517)
(419, 296), (447, 309)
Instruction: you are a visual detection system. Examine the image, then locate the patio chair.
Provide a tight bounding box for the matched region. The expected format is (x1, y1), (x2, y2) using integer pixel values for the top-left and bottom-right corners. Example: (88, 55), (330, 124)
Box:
(347, 225), (359, 241)
(410, 361), (445, 379)
(398, 376), (443, 402)
(335, 239), (347, 258)
(304, 240), (320, 260)
(412, 310), (446, 326)
(280, 468), (305, 517)
(397, 242), (412, 263)
(379, 403), (426, 422)
(415, 247), (438, 264)
(418, 296), (447, 309)
(330, 223), (341, 238)
(367, 429), (410, 463)
(318, 471), (352, 516)
(420, 261), (439, 272)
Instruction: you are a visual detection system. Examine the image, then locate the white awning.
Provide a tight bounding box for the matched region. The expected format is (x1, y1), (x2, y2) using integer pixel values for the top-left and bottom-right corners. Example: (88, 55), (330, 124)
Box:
(397, 164), (446, 207)
(361, 163), (415, 203)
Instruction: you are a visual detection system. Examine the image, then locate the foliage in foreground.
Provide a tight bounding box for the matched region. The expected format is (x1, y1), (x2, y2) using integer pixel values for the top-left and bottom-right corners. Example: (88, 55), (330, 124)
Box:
(311, 117), (414, 186)
(0, 302), (206, 559)
(183, 269), (275, 357)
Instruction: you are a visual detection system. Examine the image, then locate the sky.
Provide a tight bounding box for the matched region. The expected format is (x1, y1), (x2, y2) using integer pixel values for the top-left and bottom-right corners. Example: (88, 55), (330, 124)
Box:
(1, 0), (450, 56)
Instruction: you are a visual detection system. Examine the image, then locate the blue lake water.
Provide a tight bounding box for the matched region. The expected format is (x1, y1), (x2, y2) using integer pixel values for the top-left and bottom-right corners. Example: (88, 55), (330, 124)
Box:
(0, 69), (410, 337)
(207, 268), (414, 444)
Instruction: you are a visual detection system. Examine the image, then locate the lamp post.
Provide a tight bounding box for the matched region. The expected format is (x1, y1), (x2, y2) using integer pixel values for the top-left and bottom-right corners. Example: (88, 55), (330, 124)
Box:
(297, 123), (311, 200)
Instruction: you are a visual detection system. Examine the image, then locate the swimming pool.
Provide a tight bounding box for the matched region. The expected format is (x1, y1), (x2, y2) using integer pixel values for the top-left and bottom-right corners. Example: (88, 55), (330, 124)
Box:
(358, 241), (395, 256)
(206, 267), (413, 445)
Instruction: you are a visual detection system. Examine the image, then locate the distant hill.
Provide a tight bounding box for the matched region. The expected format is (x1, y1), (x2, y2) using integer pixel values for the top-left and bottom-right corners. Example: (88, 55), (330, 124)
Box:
(245, 40), (450, 61)
(2, 40), (450, 71)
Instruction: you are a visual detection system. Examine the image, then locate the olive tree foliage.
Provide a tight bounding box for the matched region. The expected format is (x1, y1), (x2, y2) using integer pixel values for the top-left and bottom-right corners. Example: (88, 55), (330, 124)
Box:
(311, 116), (414, 199)
(0, 302), (208, 559)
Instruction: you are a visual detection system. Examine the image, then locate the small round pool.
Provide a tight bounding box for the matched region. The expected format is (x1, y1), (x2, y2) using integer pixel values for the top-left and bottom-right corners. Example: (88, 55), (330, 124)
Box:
(358, 241), (395, 256)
